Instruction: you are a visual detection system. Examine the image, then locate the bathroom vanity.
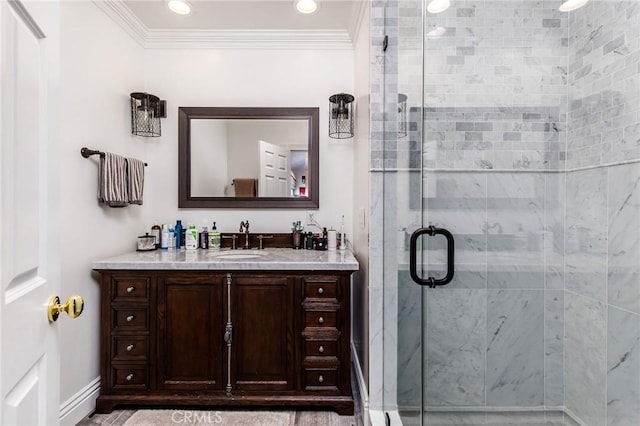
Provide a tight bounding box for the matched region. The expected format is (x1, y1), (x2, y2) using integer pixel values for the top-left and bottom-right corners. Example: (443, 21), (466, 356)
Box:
(92, 248), (358, 415)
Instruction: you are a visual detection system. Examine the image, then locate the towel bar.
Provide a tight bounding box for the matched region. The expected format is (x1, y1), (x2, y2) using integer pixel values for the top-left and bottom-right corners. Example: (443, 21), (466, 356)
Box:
(81, 147), (147, 166)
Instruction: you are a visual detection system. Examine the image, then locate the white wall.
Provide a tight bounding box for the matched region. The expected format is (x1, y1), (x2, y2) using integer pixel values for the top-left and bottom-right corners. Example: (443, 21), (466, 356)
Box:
(59, 2), (147, 424)
(57, 2), (357, 423)
(190, 120), (228, 196)
(142, 48), (354, 234)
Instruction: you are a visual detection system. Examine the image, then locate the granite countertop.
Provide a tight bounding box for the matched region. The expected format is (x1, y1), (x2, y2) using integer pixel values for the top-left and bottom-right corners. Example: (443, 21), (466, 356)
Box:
(92, 248), (359, 271)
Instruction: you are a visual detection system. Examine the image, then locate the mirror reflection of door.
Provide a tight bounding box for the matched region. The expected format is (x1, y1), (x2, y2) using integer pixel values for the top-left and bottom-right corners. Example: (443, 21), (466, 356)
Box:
(259, 140), (290, 197)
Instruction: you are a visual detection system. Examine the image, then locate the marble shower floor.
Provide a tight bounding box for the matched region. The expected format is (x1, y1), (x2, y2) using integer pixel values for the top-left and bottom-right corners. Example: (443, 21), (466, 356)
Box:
(399, 410), (581, 426)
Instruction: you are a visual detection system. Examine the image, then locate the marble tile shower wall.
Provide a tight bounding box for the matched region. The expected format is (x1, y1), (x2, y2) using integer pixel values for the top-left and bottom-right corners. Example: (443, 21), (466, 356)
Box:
(397, 0), (568, 171)
(563, 2), (640, 426)
(564, 164), (640, 426)
(566, 1), (640, 169)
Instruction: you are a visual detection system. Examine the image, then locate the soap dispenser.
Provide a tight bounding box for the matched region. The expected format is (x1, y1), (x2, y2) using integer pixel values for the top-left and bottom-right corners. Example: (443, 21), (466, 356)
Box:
(209, 222), (221, 250)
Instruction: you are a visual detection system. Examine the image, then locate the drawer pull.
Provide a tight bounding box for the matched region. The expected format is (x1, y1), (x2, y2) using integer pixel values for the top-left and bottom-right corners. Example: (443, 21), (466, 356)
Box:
(318, 316), (324, 324)
(126, 286), (135, 293)
(318, 375), (324, 383)
(126, 344), (134, 352)
(126, 373), (134, 381)
(126, 315), (135, 322)
(318, 287), (324, 295)
(318, 345), (325, 353)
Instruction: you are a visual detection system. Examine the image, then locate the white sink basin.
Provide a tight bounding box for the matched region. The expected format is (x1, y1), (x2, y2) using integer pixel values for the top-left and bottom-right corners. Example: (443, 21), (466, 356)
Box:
(213, 253), (262, 260)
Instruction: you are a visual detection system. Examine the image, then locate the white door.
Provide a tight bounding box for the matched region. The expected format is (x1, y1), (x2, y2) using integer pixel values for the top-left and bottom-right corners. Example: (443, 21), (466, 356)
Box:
(0, 0), (60, 425)
(259, 140), (290, 197)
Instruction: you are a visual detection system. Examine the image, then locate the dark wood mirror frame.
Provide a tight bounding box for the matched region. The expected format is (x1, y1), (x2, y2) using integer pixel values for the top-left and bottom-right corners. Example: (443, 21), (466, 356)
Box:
(179, 107), (319, 209)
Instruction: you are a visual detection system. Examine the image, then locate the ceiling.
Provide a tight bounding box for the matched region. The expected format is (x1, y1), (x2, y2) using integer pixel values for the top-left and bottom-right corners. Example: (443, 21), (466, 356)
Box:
(122, 0), (359, 32)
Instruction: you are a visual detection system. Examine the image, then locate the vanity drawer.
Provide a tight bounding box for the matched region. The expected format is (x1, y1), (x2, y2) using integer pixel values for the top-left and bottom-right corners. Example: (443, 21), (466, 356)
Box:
(304, 311), (337, 328)
(304, 368), (338, 390)
(112, 277), (150, 302)
(113, 308), (148, 331)
(305, 340), (338, 357)
(303, 280), (337, 300)
(111, 366), (148, 390)
(112, 336), (148, 361)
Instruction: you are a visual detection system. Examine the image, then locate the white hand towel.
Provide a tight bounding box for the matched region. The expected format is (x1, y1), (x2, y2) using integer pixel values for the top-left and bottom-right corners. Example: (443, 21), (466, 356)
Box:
(98, 152), (128, 207)
(127, 157), (145, 205)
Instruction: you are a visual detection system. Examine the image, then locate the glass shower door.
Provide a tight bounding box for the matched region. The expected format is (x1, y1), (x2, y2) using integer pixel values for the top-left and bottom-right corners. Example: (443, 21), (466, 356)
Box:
(383, 1), (566, 424)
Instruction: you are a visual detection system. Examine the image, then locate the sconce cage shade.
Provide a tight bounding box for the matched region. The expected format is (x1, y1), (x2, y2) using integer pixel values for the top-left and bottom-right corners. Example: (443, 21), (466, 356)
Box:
(130, 92), (165, 137)
(329, 93), (354, 139)
(398, 93), (408, 138)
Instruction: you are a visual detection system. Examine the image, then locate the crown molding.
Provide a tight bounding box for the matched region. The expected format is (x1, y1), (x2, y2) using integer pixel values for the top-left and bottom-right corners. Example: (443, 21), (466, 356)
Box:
(349, 0), (369, 46)
(93, 0), (147, 46)
(144, 29), (353, 49)
(93, 0), (354, 50)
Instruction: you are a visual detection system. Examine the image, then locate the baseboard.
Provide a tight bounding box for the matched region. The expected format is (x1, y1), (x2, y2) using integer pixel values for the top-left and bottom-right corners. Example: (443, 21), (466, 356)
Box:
(59, 377), (101, 426)
(351, 342), (370, 426)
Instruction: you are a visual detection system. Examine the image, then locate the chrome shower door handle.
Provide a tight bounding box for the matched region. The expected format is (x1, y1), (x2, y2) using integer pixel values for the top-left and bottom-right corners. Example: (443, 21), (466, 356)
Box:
(409, 226), (454, 288)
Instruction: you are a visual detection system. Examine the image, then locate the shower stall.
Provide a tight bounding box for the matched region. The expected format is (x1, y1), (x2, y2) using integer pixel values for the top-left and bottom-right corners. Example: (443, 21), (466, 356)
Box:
(371, 1), (640, 425)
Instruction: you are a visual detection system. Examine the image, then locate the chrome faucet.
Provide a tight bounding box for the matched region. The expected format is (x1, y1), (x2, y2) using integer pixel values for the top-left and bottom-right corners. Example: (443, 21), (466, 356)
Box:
(239, 220), (250, 249)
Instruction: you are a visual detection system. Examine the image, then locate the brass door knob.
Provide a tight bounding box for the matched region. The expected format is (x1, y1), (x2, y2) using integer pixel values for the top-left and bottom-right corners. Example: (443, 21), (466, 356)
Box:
(47, 295), (84, 322)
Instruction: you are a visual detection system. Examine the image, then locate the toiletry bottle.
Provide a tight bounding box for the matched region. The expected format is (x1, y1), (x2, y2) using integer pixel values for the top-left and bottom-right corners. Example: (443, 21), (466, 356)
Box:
(160, 224), (169, 250)
(200, 226), (209, 249)
(185, 223), (198, 250)
(151, 220), (161, 248)
(175, 220), (183, 249)
(300, 175), (306, 196)
(328, 228), (337, 250)
(168, 226), (175, 250)
(209, 222), (221, 250)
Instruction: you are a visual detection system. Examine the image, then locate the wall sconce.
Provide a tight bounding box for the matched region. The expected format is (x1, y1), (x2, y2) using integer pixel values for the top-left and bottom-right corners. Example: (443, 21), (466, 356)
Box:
(329, 93), (354, 139)
(398, 93), (408, 138)
(130, 92), (166, 137)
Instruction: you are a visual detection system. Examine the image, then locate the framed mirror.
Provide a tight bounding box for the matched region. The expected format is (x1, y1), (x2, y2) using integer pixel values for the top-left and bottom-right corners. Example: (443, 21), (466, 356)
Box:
(179, 107), (319, 208)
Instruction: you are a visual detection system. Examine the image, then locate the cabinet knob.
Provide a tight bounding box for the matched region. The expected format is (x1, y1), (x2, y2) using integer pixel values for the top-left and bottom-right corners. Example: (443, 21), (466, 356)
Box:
(126, 373), (134, 381)
(318, 345), (325, 353)
(126, 315), (135, 322)
(126, 286), (135, 293)
(126, 344), (134, 352)
(318, 375), (324, 383)
(318, 287), (324, 295)
(318, 316), (324, 324)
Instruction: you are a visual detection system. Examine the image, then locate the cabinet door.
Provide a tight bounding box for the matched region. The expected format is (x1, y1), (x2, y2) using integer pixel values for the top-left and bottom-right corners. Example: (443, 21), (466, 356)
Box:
(157, 273), (225, 391)
(231, 275), (295, 392)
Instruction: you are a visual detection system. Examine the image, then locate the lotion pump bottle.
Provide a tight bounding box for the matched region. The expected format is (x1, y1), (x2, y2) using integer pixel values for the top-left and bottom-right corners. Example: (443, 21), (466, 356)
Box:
(185, 223), (198, 250)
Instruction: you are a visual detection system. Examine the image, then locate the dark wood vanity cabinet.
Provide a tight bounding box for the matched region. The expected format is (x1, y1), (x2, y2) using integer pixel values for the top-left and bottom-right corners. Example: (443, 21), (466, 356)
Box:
(96, 270), (353, 415)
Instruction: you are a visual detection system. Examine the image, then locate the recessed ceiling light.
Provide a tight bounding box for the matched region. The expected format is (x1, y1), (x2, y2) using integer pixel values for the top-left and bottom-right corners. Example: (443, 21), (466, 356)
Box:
(167, 0), (191, 15)
(427, 0), (450, 14)
(294, 0), (319, 15)
(559, 0), (589, 12)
